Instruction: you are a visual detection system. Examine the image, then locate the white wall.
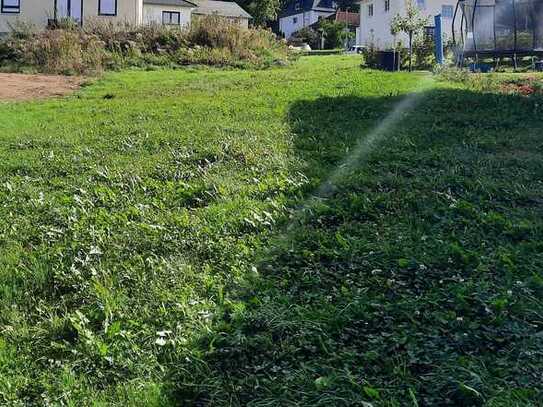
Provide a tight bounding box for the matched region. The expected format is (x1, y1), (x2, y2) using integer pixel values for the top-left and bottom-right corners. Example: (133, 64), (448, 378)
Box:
(355, 26), (361, 45)
(143, 4), (192, 26)
(0, 0), (54, 32)
(359, 0), (459, 49)
(359, 0), (396, 49)
(279, 12), (307, 39)
(279, 9), (334, 39)
(0, 0), (141, 32)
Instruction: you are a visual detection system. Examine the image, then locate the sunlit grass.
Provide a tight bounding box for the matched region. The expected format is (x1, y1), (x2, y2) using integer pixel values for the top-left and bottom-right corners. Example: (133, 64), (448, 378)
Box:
(0, 56), (542, 405)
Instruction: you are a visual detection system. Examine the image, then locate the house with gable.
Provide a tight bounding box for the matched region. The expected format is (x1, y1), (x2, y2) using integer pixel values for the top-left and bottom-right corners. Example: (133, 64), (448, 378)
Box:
(358, 0), (459, 49)
(278, 0), (336, 39)
(0, 0), (251, 33)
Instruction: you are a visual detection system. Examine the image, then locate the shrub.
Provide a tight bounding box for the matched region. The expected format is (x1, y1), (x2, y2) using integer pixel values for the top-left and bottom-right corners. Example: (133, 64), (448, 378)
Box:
(290, 27), (320, 49)
(6, 19), (37, 40)
(186, 16), (288, 67)
(318, 20), (353, 49)
(0, 16), (290, 74)
(361, 43), (380, 68)
(0, 40), (18, 64)
(19, 30), (106, 74)
(363, 38), (435, 71)
(412, 35), (435, 69)
(188, 15), (243, 49)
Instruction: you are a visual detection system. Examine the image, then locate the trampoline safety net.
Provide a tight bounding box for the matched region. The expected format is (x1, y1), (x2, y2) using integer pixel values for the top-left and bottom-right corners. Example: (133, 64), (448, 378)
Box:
(453, 0), (543, 56)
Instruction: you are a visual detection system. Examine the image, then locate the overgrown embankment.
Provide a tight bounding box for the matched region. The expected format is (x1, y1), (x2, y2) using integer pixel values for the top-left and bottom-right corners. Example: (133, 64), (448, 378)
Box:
(0, 16), (290, 75)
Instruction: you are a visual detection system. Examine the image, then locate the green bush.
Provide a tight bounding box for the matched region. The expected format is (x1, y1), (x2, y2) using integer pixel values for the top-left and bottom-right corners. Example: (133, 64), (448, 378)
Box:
(0, 40), (17, 64)
(412, 35), (435, 69)
(362, 38), (435, 71)
(290, 27), (320, 49)
(361, 43), (380, 68)
(319, 20), (353, 49)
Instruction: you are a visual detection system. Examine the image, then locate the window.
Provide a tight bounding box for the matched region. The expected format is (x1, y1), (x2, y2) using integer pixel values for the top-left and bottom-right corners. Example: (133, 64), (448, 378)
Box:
(441, 4), (454, 18)
(98, 0), (117, 16)
(1, 0), (20, 13)
(293, 16), (298, 23)
(384, 0), (390, 12)
(163, 11), (181, 25)
(368, 4), (373, 16)
(416, 0), (425, 9)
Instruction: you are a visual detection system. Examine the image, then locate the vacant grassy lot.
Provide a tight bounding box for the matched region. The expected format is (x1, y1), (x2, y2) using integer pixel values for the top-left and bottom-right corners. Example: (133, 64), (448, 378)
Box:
(0, 56), (542, 406)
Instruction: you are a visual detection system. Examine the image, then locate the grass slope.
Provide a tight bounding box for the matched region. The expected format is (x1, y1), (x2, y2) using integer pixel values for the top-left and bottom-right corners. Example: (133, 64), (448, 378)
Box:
(0, 56), (542, 406)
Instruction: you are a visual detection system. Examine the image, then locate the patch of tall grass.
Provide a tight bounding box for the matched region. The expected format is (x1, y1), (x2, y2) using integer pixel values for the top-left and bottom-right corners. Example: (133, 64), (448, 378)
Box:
(0, 16), (290, 75)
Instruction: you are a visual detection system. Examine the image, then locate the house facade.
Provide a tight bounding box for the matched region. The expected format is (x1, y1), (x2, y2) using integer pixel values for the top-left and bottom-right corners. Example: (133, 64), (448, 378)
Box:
(358, 0), (459, 49)
(279, 0), (336, 39)
(143, 0), (196, 27)
(0, 0), (143, 32)
(0, 0), (250, 32)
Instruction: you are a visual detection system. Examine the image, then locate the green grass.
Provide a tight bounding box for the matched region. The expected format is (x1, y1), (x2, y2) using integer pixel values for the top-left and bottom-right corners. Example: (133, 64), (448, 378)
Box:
(0, 55), (542, 406)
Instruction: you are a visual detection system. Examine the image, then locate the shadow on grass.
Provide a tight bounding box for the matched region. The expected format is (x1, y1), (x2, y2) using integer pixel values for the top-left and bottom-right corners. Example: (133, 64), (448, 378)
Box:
(168, 88), (543, 406)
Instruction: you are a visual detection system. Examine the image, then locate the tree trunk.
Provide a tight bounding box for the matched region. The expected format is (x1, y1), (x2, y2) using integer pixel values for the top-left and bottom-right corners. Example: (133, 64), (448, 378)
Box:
(408, 31), (413, 72)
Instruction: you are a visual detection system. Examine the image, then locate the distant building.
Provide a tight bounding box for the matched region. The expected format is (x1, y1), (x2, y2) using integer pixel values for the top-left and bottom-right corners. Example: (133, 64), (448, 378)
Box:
(358, 0), (459, 49)
(0, 0), (251, 33)
(279, 0), (336, 39)
(307, 10), (360, 47)
(144, 0), (197, 28)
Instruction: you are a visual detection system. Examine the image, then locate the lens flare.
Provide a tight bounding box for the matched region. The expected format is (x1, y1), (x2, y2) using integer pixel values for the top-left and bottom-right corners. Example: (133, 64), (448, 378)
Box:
(287, 76), (435, 230)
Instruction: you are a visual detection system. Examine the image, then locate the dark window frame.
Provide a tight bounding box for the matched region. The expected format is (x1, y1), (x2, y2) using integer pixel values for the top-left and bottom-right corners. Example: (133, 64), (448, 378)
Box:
(368, 3), (373, 17)
(441, 4), (454, 18)
(1, 0), (21, 14)
(384, 0), (390, 12)
(162, 10), (181, 25)
(98, 0), (117, 16)
(424, 25), (435, 39)
(53, 0), (84, 22)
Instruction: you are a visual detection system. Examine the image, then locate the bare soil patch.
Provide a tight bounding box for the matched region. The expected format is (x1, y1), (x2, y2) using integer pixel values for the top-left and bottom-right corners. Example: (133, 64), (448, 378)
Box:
(0, 73), (83, 101)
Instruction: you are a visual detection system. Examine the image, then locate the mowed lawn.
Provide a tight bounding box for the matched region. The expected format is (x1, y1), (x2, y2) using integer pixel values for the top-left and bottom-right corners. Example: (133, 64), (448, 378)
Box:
(0, 56), (542, 406)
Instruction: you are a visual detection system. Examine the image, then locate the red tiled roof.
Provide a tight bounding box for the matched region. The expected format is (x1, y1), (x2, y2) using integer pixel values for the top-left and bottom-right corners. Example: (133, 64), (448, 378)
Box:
(335, 10), (359, 26)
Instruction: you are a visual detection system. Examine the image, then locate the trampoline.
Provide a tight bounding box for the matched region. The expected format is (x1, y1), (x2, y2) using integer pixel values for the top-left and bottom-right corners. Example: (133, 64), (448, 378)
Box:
(453, 0), (543, 62)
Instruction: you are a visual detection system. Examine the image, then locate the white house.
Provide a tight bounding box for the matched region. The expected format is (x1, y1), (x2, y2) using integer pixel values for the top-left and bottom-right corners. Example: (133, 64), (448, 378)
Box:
(144, 0), (196, 27)
(0, 0), (144, 32)
(358, 0), (460, 49)
(278, 0), (336, 39)
(0, 0), (250, 32)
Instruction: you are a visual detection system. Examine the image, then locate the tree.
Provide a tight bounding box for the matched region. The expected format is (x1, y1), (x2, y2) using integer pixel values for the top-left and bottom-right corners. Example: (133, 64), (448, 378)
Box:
(235, 0), (283, 26)
(390, 0), (428, 71)
(318, 20), (354, 49)
(291, 27), (320, 49)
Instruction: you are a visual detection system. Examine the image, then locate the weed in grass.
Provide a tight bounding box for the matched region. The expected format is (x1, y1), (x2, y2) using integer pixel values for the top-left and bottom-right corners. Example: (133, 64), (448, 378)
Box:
(0, 56), (542, 405)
